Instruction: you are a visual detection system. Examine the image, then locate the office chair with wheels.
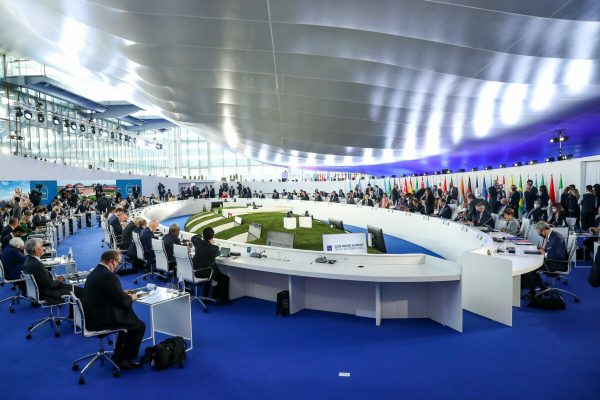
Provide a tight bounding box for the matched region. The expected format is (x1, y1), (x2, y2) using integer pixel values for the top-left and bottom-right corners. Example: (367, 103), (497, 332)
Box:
(100, 218), (111, 248)
(69, 292), (122, 384)
(173, 244), (215, 312)
(22, 273), (69, 339)
(152, 238), (173, 284)
(133, 231), (165, 284)
(536, 234), (580, 303)
(0, 260), (32, 312)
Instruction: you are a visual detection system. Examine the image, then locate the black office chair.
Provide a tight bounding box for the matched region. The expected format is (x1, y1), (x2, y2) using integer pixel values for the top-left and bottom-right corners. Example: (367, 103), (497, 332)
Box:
(70, 292), (122, 384)
(536, 234), (580, 303)
(22, 273), (69, 339)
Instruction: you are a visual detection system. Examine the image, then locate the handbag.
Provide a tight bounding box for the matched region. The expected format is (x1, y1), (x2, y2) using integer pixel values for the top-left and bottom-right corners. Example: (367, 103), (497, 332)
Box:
(141, 336), (187, 370)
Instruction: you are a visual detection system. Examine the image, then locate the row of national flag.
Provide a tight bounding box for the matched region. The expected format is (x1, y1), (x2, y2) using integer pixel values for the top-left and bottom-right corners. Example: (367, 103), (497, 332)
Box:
(340, 174), (565, 206)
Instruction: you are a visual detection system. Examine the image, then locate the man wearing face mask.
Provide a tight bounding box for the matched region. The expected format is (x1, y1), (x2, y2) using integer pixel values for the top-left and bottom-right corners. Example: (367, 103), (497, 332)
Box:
(526, 200), (547, 223)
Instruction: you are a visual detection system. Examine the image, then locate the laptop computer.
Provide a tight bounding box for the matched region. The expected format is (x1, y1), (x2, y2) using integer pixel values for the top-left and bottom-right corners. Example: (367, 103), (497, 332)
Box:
(219, 247), (231, 257)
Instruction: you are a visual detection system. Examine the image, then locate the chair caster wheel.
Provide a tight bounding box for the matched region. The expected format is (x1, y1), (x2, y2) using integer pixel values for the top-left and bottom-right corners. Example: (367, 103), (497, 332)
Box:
(26, 333), (32, 340)
(575, 297), (580, 303)
(133, 280), (138, 285)
(54, 332), (61, 338)
(78, 377), (85, 385)
(113, 370), (121, 378)
(9, 307), (15, 313)
(72, 363), (79, 371)
(56, 320), (61, 326)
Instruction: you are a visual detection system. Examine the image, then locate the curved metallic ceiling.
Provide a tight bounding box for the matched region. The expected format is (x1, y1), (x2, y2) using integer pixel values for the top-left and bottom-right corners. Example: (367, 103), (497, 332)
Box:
(1, 0), (600, 174)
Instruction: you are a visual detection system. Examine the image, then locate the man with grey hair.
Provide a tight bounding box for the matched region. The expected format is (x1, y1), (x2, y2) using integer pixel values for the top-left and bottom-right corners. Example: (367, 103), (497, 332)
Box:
(23, 238), (83, 303)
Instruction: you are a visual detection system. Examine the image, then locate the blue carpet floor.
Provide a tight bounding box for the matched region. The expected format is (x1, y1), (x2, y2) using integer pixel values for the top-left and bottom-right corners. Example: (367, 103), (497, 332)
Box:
(1, 227), (599, 399)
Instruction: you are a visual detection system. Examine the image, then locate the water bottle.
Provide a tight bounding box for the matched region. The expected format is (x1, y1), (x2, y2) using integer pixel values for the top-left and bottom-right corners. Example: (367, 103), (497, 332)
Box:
(68, 246), (73, 261)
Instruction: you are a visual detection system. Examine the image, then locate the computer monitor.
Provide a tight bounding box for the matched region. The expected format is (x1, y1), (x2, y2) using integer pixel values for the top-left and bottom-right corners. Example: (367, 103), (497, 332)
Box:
(211, 201), (223, 210)
(266, 231), (294, 249)
(248, 222), (262, 241)
(367, 225), (387, 253)
(328, 218), (344, 231)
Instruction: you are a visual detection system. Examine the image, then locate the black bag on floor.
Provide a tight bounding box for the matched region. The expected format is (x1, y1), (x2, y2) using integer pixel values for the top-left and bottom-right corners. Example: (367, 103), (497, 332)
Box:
(589, 250), (600, 287)
(528, 291), (566, 310)
(276, 290), (290, 316)
(141, 336), (187, 370)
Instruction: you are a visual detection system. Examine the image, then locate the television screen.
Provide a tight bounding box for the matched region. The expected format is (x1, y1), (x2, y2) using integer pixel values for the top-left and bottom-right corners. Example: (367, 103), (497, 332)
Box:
(328, 218), (345, 231)
(367, 225), (387, 253)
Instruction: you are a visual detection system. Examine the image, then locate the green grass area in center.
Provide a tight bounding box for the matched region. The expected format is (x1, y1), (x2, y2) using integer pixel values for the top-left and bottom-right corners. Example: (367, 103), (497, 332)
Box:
(184, 210), (381, 253)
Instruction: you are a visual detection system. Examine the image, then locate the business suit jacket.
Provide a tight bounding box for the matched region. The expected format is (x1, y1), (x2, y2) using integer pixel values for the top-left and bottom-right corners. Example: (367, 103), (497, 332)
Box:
(120, 221), (135, 251)
(510, 191), (521, 215)
(83, 264), (140, 331)
(527, 208), (547, 223)
(545, 231), (568, 271)
(32, 214), (47, 229)
(162, 233), (181, 265)
(488, 186), (499, 212)
(524, 188), (538, 212)
(109, 216), (123, 239)
(468, 210), (494, 228)
(1, 245), (26, 280)
(191, 235), (219, 269)
(22, 255), (70, 303)
(438, 205), (452, 219)
(140, 227), (156, 260)
(1, 232), (16, 250)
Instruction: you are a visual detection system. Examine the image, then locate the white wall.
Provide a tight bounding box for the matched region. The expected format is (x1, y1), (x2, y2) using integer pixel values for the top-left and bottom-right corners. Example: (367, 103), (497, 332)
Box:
(2, 153), (599, 199)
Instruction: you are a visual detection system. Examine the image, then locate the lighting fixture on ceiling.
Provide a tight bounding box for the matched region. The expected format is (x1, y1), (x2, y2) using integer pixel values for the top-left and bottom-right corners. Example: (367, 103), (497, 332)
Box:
(527, 160), (538, 165)
(499, 164), (506, 168)
(545, 157), (555, 162)
(471, 167), (478, 171)
(52, 115), (60, 125)
(513, 162), (522, 167)
(23, 109), (32, 120)
(79, 124), (86, 132)
(484, 166), (492, 170)
(37, 112), (45, 123)
(70, 121), (77, 131)
(15, 107), (23, 118)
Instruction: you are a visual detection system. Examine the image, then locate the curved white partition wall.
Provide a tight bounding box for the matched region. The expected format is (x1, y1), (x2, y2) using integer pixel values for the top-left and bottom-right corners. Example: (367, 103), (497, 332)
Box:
(139, 199), (543, 329)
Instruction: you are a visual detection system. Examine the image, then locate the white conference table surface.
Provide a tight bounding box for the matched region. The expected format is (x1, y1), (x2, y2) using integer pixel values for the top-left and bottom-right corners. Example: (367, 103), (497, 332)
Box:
(215, 252), (460, 283)
(488, 232), (544, 275)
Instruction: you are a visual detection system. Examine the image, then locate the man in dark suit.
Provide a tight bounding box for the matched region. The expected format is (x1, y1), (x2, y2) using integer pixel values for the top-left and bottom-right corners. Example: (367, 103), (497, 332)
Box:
(488, 181), (499, 213)
(1, 217), (18, 246)
(162, 224), (181, 270)
(2, 225), (26, 250)
(109, 210), (127, 243)
(140, 220), (159, 263)
(11, 197), (23, 220)
(523, 180), (538, 214)
(361, 194), (374, 207)
(525, 200), (547, 223)
(466, 203), (494, 228)
(120, 218), (136, 251)
(132, 185), (140, 199)
(509, 185), (521, 218)
(191, 227), (230, 304)
(22, 238), (83, 304)
(448, 183), (459, 203)
(31, 207), (48, 229)
(524, 222), (568, 298)
(83, 250), (145, 369)
(580, 185), (597, 230)
(437, 198), (452, 219)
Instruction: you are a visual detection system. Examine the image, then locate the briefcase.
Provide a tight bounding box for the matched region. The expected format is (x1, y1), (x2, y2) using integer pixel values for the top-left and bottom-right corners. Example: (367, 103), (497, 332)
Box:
(276, 290), (290, 316)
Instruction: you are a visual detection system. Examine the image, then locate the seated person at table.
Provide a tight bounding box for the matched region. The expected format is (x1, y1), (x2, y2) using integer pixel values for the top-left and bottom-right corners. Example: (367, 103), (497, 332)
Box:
(346, 192), (355, 205)
(523, 221), (568, 298)
(83, 250), (145, 370)
(408, 197), (425, 214)
(1, 237), (27, 292)
(437, 198), (452, 219)
(583, 206), (600, 259)
(496, 198), (509, 219)
(162, 223), (181, 270)
(525, 200), (547, 223)
(466, 202), (494, 228)
(547, 203), (567, 227)
(361, 193), (374, 207)
(119, 217), (136, 251)
(1, 217), (19, 249)
(140, 219), (159, 264)
(22, 238), (84, 305)
(31, 207), (48, 229)
(191, 227), (230, 304)
(109, 210), (127, 242)
(1, 225), (26, 250)
(126, 218), (145, 272)
(500, 208), (520, 235)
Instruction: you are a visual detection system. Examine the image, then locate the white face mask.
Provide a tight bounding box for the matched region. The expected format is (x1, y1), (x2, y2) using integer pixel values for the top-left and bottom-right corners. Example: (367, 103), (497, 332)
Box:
(551, 208), (557, 213)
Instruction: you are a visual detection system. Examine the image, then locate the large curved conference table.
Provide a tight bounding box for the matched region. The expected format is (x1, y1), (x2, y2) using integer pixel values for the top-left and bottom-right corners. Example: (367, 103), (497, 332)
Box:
(138, 198), (544, 331)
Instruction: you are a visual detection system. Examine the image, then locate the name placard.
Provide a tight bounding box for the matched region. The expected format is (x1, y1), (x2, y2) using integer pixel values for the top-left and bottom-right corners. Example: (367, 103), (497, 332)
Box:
(322, 233), (368, 254)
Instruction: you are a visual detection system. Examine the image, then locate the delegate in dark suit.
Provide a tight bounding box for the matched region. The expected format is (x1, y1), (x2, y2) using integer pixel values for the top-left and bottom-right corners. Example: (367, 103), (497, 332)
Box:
(109, 216), (123, 241)
(510, 190), (521, 218)
(438, 204), (452, 219)
(22, 255), (83, 303)
(162, 233), (180, 269)
(580, 190), (597, 230)
(139, 226), (156, 262)
(191, 234), (229, 303)
(488, 186), (499, 213)
(120, 221), (135, 251)
(83, 263), (145, 363)
(524, 228), (568, 296)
